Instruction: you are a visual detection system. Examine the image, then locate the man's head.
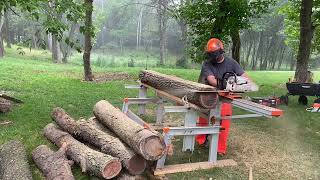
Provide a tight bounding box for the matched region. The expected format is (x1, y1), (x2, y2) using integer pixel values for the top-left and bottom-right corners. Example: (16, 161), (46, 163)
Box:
(206, 38), (224, 64)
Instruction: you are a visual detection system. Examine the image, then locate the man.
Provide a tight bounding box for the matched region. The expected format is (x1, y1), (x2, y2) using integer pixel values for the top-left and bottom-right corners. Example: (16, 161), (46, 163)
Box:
(197, 38), (252, 155)
(198, 38), (250, 86)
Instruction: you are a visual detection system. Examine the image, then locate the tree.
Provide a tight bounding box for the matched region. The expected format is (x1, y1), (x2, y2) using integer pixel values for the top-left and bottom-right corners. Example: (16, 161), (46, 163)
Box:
(157, 0), (169, 65)
(179, 0), (275, 63)
(82, 0), (94, 81)
(4, 9), (11, 48)
(295, 0), (314, 82)
(281, 0), (320, 81)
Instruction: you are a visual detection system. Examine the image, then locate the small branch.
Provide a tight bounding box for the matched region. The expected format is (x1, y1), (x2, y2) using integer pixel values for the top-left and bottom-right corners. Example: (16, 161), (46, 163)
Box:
(8, 7), (20, 17)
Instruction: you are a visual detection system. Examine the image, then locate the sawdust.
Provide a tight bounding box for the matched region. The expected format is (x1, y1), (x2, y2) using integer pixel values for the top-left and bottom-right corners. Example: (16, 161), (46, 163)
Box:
(228, 121), (320, 180)
(94, 72), (131, 83)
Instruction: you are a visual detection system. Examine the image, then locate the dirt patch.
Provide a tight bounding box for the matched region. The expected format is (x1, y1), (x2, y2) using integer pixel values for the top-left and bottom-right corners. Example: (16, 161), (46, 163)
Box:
(94, 72), (131, 83)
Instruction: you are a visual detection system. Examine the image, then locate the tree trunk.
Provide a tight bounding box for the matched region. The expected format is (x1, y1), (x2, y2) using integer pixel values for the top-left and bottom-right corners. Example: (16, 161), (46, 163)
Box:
(294, 0), (314, 82)
(158, 0), (168, 66)
(0, 12), (4, 58)
(139, 70), (218, 108)
(52, 36), (62, 63)
(61, 23), (78, 63)
(93, 100), (166, 161)
(4, 10), (11, 48)
(48, 34), (52, 51)
(0, 140), (33, 180)
(252, 32), (263, 70)
(83, 0), (94, 81)
(32, 145), (75, 180)
(177, 0), (188, 68)
(245, 35), (253, 67)
(250, 38), (257, 70)
(51, 108), (147, 175)
(44, 123), (122, 179)
(231, 29), (241, 64)
(290, 53), (296, 71)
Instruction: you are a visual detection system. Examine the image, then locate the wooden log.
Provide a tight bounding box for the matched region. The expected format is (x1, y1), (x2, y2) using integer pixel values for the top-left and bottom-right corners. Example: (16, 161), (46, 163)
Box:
(43, 123), (122, 179)
(0, 140), (33, 180)
(139, 70), (218, 109)
(32, 144), (75, 180)
(0, 120), (13, 126)
(0, 98), (12, 113)
(93, 100), (166, 161)
(52, 108), (147, 175)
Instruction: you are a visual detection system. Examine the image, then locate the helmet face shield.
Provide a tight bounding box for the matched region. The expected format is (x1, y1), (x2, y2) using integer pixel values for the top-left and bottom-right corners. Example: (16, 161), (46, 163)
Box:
(206, 50), (224, 63)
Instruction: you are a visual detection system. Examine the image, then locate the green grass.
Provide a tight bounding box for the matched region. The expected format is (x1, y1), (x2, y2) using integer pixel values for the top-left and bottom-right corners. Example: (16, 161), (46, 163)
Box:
(1, 50), (320, 179)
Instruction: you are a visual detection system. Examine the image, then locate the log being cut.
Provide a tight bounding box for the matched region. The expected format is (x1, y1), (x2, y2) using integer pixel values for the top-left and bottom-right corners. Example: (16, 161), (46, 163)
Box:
(44, 123), (122, 179)
(0, 140), (33, 180)
(139, 70), (218, 109)
(32, 144), (74, 180)
(52, 107), (147, 175)
(93, 100), (166, 161)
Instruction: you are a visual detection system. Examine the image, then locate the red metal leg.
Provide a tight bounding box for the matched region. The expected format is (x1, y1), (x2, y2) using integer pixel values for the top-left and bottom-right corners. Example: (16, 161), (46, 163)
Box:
(196, 117), (208, 145)
(218, 103), (232, 154)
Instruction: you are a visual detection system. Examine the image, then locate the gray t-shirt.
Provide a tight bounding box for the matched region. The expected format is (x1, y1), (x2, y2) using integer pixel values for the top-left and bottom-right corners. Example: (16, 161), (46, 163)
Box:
(198, 56), (245, 85)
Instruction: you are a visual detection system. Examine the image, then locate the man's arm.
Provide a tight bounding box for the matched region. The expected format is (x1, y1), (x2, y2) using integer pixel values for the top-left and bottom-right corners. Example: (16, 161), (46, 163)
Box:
(207, 75), (218, 87)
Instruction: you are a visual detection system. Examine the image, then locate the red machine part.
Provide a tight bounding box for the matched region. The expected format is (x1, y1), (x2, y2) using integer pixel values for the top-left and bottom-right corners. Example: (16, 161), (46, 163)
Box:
(196, 103), (232, 155)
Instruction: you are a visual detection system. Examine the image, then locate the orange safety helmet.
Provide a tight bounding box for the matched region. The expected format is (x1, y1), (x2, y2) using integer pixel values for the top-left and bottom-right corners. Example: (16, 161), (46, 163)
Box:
(206, 38), (224, 52)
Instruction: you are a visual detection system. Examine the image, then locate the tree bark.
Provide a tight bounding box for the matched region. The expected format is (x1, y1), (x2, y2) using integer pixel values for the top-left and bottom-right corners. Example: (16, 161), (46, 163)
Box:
(44, 123), (122, 179)
(83, 0), (94, 81)
(0, 140), (33, 180)
(4, 10), (11, 48)
(294, 0), (314, 82)
(231, 29), (241, 64)
(51, 108), (147, 175)
(32, 145), (75, 180)
(139, 70), (218, 108)
(93, 100), (166, 161)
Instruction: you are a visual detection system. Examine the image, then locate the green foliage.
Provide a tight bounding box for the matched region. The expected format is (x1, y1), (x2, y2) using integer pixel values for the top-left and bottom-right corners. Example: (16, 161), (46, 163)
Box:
(178, 0), (275, 62)
(279, 0), (320, 55)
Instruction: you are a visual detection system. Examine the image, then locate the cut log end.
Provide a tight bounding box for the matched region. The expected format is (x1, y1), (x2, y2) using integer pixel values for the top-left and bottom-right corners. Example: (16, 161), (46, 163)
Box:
(128, 154), (147, 175)
(199, 93), (218, 109)
(103, 160), (122, 179)
(143, 135), (165, 161)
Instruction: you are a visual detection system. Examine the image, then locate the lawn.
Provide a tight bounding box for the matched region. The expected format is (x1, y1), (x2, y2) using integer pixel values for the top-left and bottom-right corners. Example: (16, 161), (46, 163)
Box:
(0, 51), (320, 180)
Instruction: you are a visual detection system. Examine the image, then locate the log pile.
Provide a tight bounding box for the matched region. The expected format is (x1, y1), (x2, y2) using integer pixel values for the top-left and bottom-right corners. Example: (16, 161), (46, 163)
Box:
(139, 70), (218, 109)
(33, 100), (165, 179)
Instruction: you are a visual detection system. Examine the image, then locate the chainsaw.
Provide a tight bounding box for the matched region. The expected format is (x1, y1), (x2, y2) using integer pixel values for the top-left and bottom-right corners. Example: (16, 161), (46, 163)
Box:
(218, 72), (259, 92)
